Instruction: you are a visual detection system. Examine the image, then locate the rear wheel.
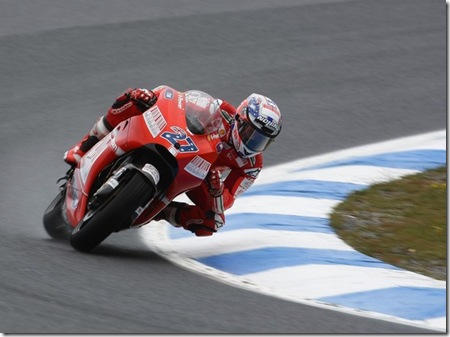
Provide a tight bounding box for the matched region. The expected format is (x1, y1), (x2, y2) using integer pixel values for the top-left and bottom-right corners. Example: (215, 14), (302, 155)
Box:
(43, 190), (71, 240)
(70, 172), (154, 253)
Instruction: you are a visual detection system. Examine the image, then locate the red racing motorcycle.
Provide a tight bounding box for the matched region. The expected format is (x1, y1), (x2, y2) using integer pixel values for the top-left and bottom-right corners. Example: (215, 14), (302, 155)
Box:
(43, 88), (223, 252)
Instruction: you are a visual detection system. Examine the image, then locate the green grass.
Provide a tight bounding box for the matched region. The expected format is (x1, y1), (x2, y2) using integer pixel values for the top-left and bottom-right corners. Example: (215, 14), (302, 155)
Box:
(330, 166), (447, 280)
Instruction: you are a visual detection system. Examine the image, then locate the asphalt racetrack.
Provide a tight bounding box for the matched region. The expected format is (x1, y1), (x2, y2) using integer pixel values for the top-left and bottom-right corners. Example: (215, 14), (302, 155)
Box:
(0, 0), (445, 333)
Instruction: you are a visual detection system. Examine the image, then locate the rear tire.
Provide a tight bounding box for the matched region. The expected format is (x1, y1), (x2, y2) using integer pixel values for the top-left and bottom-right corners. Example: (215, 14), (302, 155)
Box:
(43, 190), (71, 240)
(70, 172), (154, 253)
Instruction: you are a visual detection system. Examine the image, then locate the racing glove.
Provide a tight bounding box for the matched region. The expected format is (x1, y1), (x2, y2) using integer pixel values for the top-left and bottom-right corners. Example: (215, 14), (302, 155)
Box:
(206, 169), (224, 197)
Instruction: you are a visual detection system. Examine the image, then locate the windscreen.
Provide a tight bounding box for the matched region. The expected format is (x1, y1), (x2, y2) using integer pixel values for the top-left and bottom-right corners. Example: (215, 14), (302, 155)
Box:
(184, 90), (222, 135)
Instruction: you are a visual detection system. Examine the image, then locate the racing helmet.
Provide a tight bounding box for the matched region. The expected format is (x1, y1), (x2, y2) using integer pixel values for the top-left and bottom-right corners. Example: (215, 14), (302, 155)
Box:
(231, 93), (282, 158)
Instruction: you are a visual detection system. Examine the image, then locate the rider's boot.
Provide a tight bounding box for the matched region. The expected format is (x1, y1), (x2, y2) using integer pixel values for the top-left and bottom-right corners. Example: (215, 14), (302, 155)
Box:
(64, 88), (158, 166)
(63, 116), (111, 166)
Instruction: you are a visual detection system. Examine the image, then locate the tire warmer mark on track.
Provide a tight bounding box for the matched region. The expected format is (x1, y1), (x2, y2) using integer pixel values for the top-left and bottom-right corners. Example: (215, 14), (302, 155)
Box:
(140, 130), (446, 332)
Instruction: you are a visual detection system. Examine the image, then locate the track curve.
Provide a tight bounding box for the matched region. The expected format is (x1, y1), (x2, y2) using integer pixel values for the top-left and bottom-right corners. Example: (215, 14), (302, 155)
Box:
(0, 0), (445, 333)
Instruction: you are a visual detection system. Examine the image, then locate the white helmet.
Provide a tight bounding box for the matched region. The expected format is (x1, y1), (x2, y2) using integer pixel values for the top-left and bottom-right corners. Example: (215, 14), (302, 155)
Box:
(231, 93), (282, 158)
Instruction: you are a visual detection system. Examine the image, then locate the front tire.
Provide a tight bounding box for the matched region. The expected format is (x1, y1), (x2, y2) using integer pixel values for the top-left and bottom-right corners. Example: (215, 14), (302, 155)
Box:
(70, 172), (154, 253)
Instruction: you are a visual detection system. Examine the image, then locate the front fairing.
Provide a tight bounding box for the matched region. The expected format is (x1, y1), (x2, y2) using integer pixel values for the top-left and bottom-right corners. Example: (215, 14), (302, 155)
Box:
(131, 90), (223, 198)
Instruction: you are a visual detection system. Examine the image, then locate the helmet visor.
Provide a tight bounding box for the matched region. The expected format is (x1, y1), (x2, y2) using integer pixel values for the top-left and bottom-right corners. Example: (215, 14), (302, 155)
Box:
(237, 119), (274, 153)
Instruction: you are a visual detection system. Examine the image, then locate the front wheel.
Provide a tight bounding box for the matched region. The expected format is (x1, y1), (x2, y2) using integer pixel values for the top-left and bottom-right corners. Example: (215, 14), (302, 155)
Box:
(70, 172), (154, 253)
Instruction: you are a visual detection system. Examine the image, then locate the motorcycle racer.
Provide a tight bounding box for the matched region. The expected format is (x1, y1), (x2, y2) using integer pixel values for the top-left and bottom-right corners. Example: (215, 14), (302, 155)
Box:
(64, 86), (282, 237)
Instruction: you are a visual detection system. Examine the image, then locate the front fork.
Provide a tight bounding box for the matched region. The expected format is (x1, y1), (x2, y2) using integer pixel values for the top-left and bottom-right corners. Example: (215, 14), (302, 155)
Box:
(87, 162), (160, 227)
